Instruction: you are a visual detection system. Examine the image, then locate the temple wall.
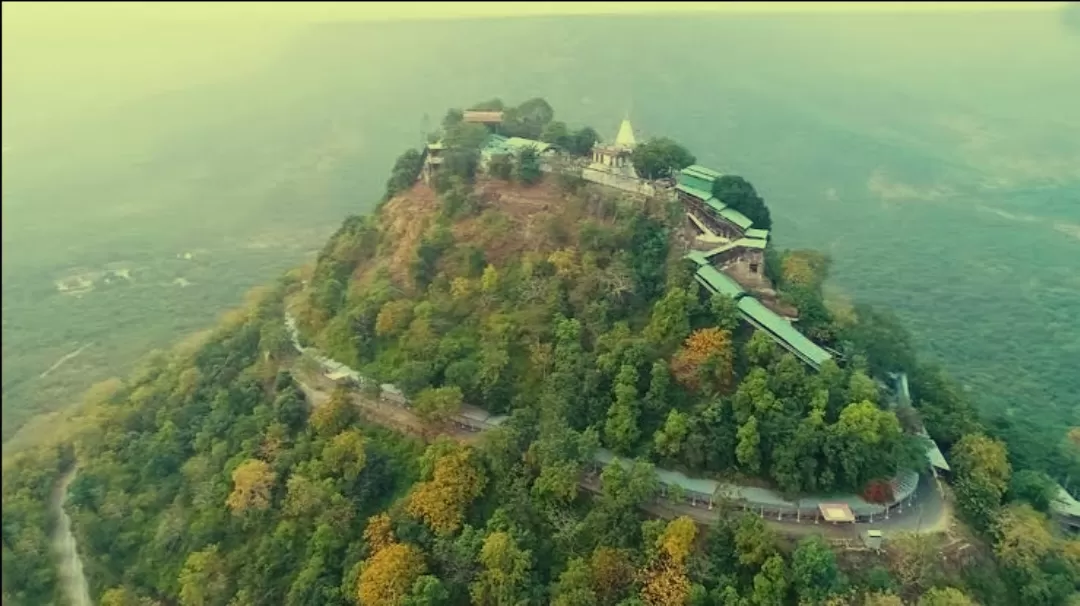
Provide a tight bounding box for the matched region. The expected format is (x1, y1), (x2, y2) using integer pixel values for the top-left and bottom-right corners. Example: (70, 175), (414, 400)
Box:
(582, 167), (656, 196)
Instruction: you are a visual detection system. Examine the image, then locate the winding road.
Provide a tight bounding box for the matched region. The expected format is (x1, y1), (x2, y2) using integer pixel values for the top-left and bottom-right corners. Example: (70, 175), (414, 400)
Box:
(285, 311), (951, 540)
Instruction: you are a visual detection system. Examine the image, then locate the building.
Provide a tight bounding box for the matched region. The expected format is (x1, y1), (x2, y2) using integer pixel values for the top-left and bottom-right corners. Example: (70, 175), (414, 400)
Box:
(1051, 485), (1080, 533)
(463, 110), (504, 125)
(582, 117), (656, 196)
(479, 133), (554, 169)
(589, 118), (638, 176)
(421, 141), (446, 184)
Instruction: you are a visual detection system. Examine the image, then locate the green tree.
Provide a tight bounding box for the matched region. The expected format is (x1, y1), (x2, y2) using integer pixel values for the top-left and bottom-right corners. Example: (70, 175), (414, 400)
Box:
(470, 531), (533, 606)
(791, 535), (845, 604)
(736, 416), (762, 474)
(918, 587), (976, 606)
(552, 558), (599, 606)
(751, 555), (788, 606)
(414, 386), (465, 424)
(631, 137), (696, 179)
(386, 148), (425, 198)
(606, 364), (642, 454)
(503, 97), (554, 139)
(489, 154), (513, 180)
(654, 410), (691, 460)
(951, 433), (1011, 529)
(541, 120), (572, 148)
(178, 545), (230, 606)
(569, 127), (600, 156)
(515, 145), (543, 185)
(711, 175), (771, 230)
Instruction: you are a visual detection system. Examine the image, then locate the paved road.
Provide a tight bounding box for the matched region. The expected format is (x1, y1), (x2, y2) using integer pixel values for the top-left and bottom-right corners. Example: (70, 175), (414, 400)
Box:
(293, 365), (950, 539)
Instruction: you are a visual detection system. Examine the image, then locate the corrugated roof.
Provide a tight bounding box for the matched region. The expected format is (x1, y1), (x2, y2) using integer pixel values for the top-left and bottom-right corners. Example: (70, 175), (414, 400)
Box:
(819, 503), (856, 523)
(719, 207), (754, 230)
(676, 183), (712, 201)
(463, 110), (504, 123)
(696, 265), (747, 299)
(704, 197), (728, 214)
(677, 172), (715, 194)
(733, 237), (767, 250)
(504, 137), (552, 153)
(685, 164), (723, 179)
(745, 228), (770, 240)
(737, 297), (832, 368)
(686, 250), (710, 266)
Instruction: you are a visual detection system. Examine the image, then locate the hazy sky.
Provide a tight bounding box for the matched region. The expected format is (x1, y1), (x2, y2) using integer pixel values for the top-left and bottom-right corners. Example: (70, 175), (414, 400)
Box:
(3, 1), (1069, 26)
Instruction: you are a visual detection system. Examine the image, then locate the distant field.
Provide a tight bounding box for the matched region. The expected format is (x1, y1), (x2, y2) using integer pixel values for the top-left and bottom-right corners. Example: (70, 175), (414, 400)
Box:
(3, 11), (1078, 471)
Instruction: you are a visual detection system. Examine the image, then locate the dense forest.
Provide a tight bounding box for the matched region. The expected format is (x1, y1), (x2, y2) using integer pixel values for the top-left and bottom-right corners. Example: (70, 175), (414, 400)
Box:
(3, 99), (1077, 606)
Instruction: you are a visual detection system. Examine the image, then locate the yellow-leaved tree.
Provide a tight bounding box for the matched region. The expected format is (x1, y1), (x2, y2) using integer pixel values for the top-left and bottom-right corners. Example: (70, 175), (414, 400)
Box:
(225, 459), (275, 514)
(640, 516), (697, 606)
(406, 447), (487, 536)
(356, 542), (426, 606)
(669, 327), (734, 394)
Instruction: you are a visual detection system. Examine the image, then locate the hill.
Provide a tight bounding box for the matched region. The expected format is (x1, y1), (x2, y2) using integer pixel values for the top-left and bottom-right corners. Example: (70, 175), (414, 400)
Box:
(3, 101), (1078, 606)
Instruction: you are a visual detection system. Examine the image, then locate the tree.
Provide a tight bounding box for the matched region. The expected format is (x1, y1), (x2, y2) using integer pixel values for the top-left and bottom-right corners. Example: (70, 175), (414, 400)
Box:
(1008, 470), (1057, 512)
(503, 97), (554, 139)
(631, 137), (696, 180)
(605, 364), (642, 454)
(712, 175), (771, 230)
(751, 555), (788, 606)
(553, 558), (599, 606)
(445, 122), (490, 150)
(590, 548), (636, 606)
(178, 545), (230, 606)
(710, 294), (741, 333)
(951, 433), (1011, 528)
(407, 447), (487, 536)
(791, 536), (845, 604)
(515, 145), (542, 185)
(863, 594), (904, 606)
(542, 120), (572, 148)
(654, 410), (691, 460)
(310, 387), (358, 437)
(736, 416), (762, 475)
(640, 517), (697, 606)
(470, 531), (533, 606)
(226, 459), (276, 514)
(917, 587), (975, 606)
(992, 504), (1054, 578)
(322, 429), (368, 482)
(386, 149), (425, 198)
(644, 287), (694, 351)
(489, 154), (514, 180)
(442, 108), (464, 129)
(670, 328), (734, 395)
(569, 127), (600, 156)
(284, 474), (330, 518)
(734, 515), (777, 568)
(376, 299), (415, 338)
(414, 386), (464, 424)
(357, 543), (427, 606)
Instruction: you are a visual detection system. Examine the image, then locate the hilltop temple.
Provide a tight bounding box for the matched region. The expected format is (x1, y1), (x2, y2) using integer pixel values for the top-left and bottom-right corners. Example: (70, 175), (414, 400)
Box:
(581, 117), (656, 196)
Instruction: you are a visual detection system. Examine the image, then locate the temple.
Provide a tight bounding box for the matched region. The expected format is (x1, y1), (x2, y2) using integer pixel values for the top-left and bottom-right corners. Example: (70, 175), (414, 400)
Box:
(581, 117), (655, 196)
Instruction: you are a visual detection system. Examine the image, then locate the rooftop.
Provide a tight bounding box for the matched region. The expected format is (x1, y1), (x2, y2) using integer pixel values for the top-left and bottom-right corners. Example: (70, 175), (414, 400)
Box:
(719, 207), (754, 230)
(676, 183), (713, 202)
(745, 228), (770, 240)
(684, 164), (723, 179)
(1052, 486), (1080, 518)
(696, 265), (747, 299)
(463, 110), (504, 123)
(737, 296), (833, 369)
(614, 119), (637, 148)
(819, 502), (856, 523)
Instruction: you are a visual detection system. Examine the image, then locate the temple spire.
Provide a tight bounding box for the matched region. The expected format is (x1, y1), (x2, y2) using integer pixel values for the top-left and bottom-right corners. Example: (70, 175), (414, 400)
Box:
(615, 117), (636, 149)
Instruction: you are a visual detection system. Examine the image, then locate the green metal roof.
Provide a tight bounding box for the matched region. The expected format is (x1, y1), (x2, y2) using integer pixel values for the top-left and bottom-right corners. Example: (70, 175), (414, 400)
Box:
(704, 197), (728, 214)
(745, 228), (770, 240)
(504, 137), (552, 153)
(685, 250), (710, 266)
(737, 297), (832, 368)
(676, 173), (714, 194)
(733, 237), (767, 250)
(685, 164), (723, 179)
(695, 265), (746, 299)
(675, 183), (713, 201)
(719, 207), (754, 230)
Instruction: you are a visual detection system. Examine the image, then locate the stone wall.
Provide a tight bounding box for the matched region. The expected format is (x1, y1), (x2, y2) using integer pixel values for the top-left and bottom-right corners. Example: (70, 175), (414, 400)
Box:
(581, 167), (656, 197)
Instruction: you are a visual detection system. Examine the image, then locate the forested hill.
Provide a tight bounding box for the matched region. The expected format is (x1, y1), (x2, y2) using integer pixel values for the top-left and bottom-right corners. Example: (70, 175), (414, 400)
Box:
(3, 99), (1077, 606)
